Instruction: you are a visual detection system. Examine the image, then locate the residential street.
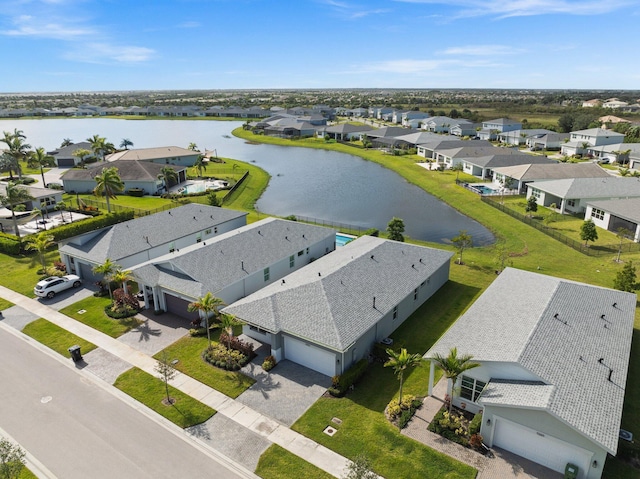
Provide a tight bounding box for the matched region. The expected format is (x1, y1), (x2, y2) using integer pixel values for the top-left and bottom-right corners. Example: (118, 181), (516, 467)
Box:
(0, 327), (250, 479)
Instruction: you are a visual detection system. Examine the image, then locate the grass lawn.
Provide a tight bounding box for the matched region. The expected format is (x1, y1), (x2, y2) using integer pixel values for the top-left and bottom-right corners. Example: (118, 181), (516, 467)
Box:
(18, 467), (37, 479)
(58, 295), (143, 338)
(22, 318), (97, 357)
(0, 250), (59, 297)
(114, 367), (216, 428)
(255, 445), (334, 479)
(0, 298), (14, 310)
(153, 334), (255, 399)
(64, 193), (173, 211)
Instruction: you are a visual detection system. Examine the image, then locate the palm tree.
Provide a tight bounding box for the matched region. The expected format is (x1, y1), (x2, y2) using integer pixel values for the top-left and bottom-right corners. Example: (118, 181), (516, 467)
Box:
(25, 232), (54, 272)
(72, 148), (92, 166)
(119, 138), (133, 150)
(187, 292), (225, 349)
(429, 347), (479, 413)
(0, 183), (34, 239)
(384, 348), (422, 406)
(187, 142), (199, 151)
(93, 258), (118, 301)
(1, 130), (31, 179)
(93, 167), (124, 213)
(60, 138), (73, 147)
(28, 147), (55, 187)
(193, 155), (207, 178)
(157, 166), (178, 192)
(87, 134), (108, 161)
(111, 268), (133, 295)
(55, 201), (68, 223)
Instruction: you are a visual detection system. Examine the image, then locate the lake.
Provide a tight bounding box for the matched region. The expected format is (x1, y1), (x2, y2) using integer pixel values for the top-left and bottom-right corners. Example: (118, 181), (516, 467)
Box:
(0, 118), (494, 245)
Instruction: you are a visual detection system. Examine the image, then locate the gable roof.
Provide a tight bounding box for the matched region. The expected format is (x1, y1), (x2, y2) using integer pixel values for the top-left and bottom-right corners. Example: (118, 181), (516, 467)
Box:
(425, 267), (635, 454)
(365, 126), (409, 138)
(436, 146), (521, 159)
(223, 235), (453, 351)
(465, 153), (554, 168)
(587, 197), (640, 224)
(59, 204), (247, 264)
(112, 146), (197, 161)
(492, 162), (610, 181)
(48, 141), (93, 159)
(571, 128), (625, 138)
(323, 123), (375, 134)
(483, 118), (521, 126)
(61, 160), (183, 182)
(529, 176), (640, 199)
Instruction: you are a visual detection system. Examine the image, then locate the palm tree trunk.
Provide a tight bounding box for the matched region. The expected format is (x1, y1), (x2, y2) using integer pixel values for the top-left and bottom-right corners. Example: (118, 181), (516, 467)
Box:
(398, 372), (404, 405)
(205, 315), (212, 350)
(105, 194), (111, 213)
(10, 210), (20, 239)
(40, 165), (46, 187)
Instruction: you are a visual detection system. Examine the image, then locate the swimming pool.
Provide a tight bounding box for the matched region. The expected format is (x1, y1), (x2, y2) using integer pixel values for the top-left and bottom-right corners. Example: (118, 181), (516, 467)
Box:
(336, 233), (356, 247)
(469, 184), (499, 195)
(179, 180), (230, 195)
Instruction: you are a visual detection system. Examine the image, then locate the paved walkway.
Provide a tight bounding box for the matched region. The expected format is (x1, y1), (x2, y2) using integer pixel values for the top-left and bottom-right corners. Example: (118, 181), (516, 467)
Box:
(403, 379), (562, 479)
(0, 286), (351, 478)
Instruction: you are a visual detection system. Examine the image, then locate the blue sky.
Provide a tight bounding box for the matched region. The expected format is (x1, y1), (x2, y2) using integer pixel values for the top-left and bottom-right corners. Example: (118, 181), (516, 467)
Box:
(1, 0), (639, 92)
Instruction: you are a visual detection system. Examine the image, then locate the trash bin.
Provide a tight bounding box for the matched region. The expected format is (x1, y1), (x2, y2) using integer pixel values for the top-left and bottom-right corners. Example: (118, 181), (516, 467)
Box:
(564, 463), (579, 479)
(68, 345), (82, 362)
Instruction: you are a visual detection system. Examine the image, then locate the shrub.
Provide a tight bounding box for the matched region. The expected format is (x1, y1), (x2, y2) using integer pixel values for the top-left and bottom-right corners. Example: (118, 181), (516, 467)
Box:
(104, 303), (139, 319)
(428, 407), (469, 446)
(44, 265), (65, 277)
(53, 260), (67, 272)
(47, 182), (63, 190)
(469, 433), (484, 451)
(203, 343), (250, 370)
(284, 215), (297, 221)
(328, 358), (368, 397)
(127, 188), (144, 197)
(371, 342), (389, 362)
(262, 355), (276, 371)
(189, 327), (207, 337)
(385, 395), (422, 429)
(219, 332), (255, 357)
(362, 228), (379, 237)
(0, 234), (21, 255)
(469, 411), (483, 436)
(47, 211), (134, 242)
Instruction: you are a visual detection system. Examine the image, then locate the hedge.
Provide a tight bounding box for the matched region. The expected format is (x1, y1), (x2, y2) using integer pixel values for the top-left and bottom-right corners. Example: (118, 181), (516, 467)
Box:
(329, 358), (369, 397)
(46, 211), (135, 242)
(0, 234), (21, 255)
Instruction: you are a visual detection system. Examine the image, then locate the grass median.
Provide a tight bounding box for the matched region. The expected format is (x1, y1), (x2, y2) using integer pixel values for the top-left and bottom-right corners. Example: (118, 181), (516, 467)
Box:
(22, 318), (97, 357)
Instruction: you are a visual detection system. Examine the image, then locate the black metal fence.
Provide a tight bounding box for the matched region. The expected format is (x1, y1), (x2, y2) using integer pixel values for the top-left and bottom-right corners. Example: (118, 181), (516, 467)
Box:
(288, 215), (368, 234)
(77, 197), (189, 217)
(481, 196), (640, 257)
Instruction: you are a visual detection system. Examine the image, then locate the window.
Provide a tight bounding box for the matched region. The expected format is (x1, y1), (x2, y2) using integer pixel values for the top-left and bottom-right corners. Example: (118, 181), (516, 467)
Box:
(196, 234), (202, 243)
(567, 199), (576, 207)
(297, 250), (304, 257)
(263, 267), (270, 281)
(591, 208), (605, 220)
(306, 247), (309, 255)
(460, 375), (486, 402)
(205, 228), (212, 235)
(531, 189), (540, 199)
(214, 226), (218, 234)
(289, 255), (295, 268)
(169, 242), (175, 253)
(413, 288), (418, 301)
(392, 306), (398, 321)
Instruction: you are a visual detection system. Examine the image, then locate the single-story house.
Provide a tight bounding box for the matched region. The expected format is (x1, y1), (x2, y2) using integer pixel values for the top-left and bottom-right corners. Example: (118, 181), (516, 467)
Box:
(61, 160), (186, 195)
(425, 267), (635, 479)
(497, 129), (555, 146)
(320, 123), (375, 141)
(491, 162), (610, 194)
(392, 132), (444, 149)
(363, 126), (409, 140)
(525, 132), (570, 151)
(561, 128), (625, 157)
(106, 146), (199, 167)
(461, 152), (553, 179)
(0, 182), (63, 212)
(131, 218), (336, 318)
(224, 235), (453, 377)
(449, 121), (481, 137)
(526, 177), (640, 214)
(58, 204), (247, 282)
(264, 119), (318, 138)
(585, 143), (640, 165)
(48, 141), (95, 167)
(416, 139), (489, 160)
(585, 198), (640, 242)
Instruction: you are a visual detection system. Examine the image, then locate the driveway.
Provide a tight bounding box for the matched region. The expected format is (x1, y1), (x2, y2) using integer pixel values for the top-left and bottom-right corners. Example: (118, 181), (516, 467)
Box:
(117, 309), (188, 356)
(34, 284), (96, 311)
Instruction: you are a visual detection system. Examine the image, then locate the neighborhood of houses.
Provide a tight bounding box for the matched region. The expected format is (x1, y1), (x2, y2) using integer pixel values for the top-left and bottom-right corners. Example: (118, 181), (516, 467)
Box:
(2, 104), (640, 479)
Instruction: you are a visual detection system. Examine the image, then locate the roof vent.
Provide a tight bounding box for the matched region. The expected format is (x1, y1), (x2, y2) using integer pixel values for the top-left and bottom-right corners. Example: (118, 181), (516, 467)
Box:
(412, 264), (416, 269)
(370, 255), (374, 260)
(282, 279), (285, 285)
(419, 258), (424, 264)
(598, 357), (604, 364)
(168, 211), (172, 215)
(612, 302), (617, 308)
(258, 230), (262, 235)
(318, 272), (321, 277)
(285, 236), (289, 241)
(373, 296), (376, 309)
(302, 234), (306, 239)
(203, 242), (206, 246)
(601, 314), (606, 320)
(608, 368), (614, 382)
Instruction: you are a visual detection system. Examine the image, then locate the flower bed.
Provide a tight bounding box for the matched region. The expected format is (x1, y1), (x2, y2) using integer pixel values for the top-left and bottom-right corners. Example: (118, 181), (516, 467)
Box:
(428, 406), (485, 452)
(384, 395), (423, 429)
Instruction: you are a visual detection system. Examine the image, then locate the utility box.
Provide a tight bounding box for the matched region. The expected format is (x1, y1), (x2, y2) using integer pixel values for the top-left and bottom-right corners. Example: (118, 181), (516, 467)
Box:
(68, 345), (82, 362)
(564, 463), (579, 479)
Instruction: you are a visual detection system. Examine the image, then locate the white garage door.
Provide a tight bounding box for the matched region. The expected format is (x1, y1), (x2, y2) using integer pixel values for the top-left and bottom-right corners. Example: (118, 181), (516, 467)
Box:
(493, 417), (592, 478)
(284, 336), (335, 377)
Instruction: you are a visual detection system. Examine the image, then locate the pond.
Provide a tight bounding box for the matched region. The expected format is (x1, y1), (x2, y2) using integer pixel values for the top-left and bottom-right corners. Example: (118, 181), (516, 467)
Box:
(0, 118), (494, 245)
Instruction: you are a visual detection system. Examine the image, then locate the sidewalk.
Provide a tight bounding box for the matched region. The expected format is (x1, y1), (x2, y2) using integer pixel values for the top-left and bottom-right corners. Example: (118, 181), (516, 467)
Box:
(0, 286), (351, 478)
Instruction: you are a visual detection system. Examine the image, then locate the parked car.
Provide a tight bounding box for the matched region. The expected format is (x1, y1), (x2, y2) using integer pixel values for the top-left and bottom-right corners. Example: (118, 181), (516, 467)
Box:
(34, 275), (81, 298)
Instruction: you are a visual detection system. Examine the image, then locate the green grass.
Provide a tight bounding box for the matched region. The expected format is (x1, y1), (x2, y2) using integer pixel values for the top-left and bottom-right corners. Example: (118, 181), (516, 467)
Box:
(58, 295), (143, 338)
(255, 445), (334, 479)
(18, 466), (37, 479)
(64, 193), (173, 211)
(22, 318), (97, 357)
(153, 334), (255, 399)
(0, 298), (14, 310)
(114, 367), (216, 428)
(0, 250), (59, 297)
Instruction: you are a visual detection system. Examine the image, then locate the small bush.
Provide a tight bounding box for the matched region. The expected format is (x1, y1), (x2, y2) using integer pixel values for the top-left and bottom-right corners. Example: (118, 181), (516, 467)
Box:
(329, 358), (368, 397)
(47, 182), (63, 190)
(53, 260), (67, 272)
(127, 188), (144, 197)
(189, 327), (207, 337)
(428, 407), (469, 446)
(469, 433), (484, 451)
(385, 395), (422, 429)
(203, 343), (250, 370)
(104, 304), (139, 319)
(0, 234), (21, 255)
(219, 332), (255, 357)
(362, 228), (379, 237)
(469, 411), (482, 436)
(262, 355), (276, 371)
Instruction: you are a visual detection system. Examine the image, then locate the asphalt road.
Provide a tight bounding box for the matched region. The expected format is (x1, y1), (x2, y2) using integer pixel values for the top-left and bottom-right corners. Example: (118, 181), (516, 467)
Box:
(0, 328), (251, 479)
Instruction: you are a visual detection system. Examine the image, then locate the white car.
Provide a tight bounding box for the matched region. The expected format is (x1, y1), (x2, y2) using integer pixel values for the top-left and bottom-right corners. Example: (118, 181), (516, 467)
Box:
(34, 275), (82, 298)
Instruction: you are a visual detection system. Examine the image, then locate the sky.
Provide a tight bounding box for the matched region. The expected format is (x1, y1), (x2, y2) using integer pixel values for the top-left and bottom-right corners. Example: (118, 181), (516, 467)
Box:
(1, 0), (640, 92)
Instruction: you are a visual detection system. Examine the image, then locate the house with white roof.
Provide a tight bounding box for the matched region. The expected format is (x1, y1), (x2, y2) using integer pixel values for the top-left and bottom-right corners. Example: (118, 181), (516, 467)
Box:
(526, 177), (640, 214)
(425, 267), (635, 479)
(224, 235), (452, 377)
(131, 218), (336, 319)
(585, 198), (640, 242)
(461, 152), (553, 179)
(525, 132), (570, 151)
(319, 123), (375, 141)
(492, 163), (610, 194)
(560, 128), (625, 157)
(58, 204), (248, 282)
(416, 139), (489, 160)
(106, 146), (200, 167)
(48, 141), (95, 167)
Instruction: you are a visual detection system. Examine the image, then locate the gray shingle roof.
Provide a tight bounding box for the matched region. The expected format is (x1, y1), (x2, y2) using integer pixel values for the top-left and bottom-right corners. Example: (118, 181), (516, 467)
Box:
(59, 204), (246, 264)
(324, 124), (375, 134)
(587, 197), (640, 224)
(223, 236), (453, 351)
(116, 146), (196, 161)
(492, 163), (610, 181)
(479, 380), (556, 410)
(467, 154), (554, 168)
(571, 128), (625, 138)
(131, 218), (335, 298)
(425, 267), (636, 453)
(62, 160), (183, 182)
(529, 176), (640, 199)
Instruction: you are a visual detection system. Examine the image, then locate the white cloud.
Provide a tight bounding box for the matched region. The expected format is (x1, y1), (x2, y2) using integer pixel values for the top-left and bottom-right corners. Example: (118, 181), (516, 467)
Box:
(440, 45), (523, 55)
(178, 21), (201, 29)
(2, 14), (94, 39)
(64, 43), (155, 64)
(317, 0), (391, 19)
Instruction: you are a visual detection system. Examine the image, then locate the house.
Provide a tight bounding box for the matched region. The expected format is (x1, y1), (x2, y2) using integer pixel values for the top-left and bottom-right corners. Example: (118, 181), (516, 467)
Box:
(58, 204), (248, 282)
(421, 116), (461, 134)
(432, 145), (522, 170)
(461, 152), (553, 179)
(476, 118), (522, 141)
(106, 146), (200, 167)
(561, 128), (625, 157)
(492, 163), (610, 194)
(0, 182), (63, 212)
(497, 129), (555, 146)
(364, 126), (410, 141)
(585, 143), (640, 165)
(425, 267), (635, 479)
(599, 115), (630, 128)
(48, 141), (95, 167)
(417, 139), (489, 160)
(526, 177), (640, 214)
(320, 123), (375, 141)
(449, 121), (481, 137)
(603, 100), (629, 109)
(393, 132), (445, 149)
(525, 132), (569, 151)
(61, 160), (186, 196)
(582, 99), (602, 108)
(585, 198), (640, 242)
(224, 235), (453, 377)
(264, 120), (318, 139)
(131, 218), (336, 318)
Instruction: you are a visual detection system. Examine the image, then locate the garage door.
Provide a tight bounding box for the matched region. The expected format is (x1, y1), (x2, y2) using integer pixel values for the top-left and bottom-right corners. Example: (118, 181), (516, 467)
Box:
(164, 294), (200, 321)
(78, 262), (100, 282)
(493, 417), (592, 477)
(284, 336), (335, 377)
(57, 158), (75, 167)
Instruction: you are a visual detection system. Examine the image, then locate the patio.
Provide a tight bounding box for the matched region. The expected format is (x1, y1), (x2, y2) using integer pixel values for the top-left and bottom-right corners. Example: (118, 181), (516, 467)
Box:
(15, 210), (92, 236)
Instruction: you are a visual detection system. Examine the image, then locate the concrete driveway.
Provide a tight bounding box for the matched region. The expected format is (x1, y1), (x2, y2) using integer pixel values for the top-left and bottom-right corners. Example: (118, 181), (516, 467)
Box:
(35, 284), (96, 311)
(117, 309), (188, 356)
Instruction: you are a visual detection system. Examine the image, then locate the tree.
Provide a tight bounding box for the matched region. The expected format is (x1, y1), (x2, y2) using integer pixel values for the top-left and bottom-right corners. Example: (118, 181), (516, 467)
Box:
(494, 239), (510, 273)
(93, 258), (118, 301)
(451, 163), (463, 181)
(28, 147), (55, 187)
(87, 134), (108, 161)
(613, 261), (639, 292)
(219, 312), (243, 366)
(72, 148), (92, 166)
(93, 167), (124, 213)
(0, 437), (26, 479)
(187, 292), (225, 350)
(111, 268), (133, 295)
(207, 191), (221, 207)
(187, 142), (199, 151)
(342, 454), (377, 479)
(451, 230), (472, 265)
(429, 347), (479, 414)
(525, 195), (538, 217)
(55, 201), (69, 223)
(386, 217), (405, 242)
(500, 177), (515, 204)
(580, 219), (598, 247)
(0, 183), (34, 239)
(1, 130), (31, 180)
(25, 232), (54, 272)
(155, 351), (177, 406)
(193, 154), (207, 177)
(119, 138), (133, 150)
(60, 138), (73, 147)
(615, 227), (632, 263)
(157, 166), (178, 192)
(384, 348), (422, 406)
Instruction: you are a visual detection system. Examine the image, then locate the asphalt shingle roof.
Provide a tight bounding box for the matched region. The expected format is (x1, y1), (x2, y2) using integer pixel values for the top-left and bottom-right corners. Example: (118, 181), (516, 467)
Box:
(61, 160), (183, 182)
(587, 197), (640, 223)
(115, 146), (197, 161)
(425, 267), (635, 454)
(480, 380), (556, 410)
(492, 162), (610, 181)
(529, 176), (640, 199)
